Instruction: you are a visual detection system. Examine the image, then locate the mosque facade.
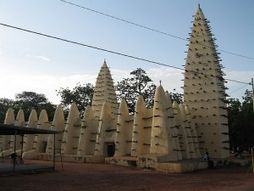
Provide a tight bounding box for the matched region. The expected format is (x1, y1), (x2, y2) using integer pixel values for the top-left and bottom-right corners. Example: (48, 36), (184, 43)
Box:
(0, 6), (229, 172)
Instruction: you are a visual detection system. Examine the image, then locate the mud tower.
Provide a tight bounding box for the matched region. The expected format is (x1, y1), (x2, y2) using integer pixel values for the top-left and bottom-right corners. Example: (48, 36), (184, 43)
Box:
(184, 5), (229, 159)
(91, 61), (118, 157)
(91, 60), (118, 119)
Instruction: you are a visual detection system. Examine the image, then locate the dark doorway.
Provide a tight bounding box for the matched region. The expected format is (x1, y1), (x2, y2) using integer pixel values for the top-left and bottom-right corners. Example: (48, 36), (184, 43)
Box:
(39, 141), (47, 153)
(105, 142), (115, 157)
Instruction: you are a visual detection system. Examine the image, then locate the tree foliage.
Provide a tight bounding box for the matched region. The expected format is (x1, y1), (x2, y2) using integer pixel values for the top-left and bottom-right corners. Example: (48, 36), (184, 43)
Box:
(15, 91), (56, 121)
(57, 83), (94, 116)
(116, 68), (156, 113)
(56, 68), (183, 116)
(0, 91), (56, 123)
(228, 91), (254, 151)
(168, 90), (183, 104)
(0, 98), (15, 123)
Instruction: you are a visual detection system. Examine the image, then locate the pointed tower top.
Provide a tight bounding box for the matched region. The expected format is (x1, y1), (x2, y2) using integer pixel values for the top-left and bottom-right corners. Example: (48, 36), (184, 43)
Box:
(103, 59), (108, 67)
(195, 3), (205, 19)
(153, 85), (166, 105)
(91, 60), (118, 119)
(135, 95), (145, 108)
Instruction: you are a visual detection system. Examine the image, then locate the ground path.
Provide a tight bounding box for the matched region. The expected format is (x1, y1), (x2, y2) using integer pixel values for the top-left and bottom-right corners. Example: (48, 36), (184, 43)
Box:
(0, 161), (253, 191)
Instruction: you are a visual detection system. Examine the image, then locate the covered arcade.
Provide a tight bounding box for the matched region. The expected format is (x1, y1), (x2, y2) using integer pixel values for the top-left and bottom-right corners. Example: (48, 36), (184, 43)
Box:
(0, 123), (60, 174)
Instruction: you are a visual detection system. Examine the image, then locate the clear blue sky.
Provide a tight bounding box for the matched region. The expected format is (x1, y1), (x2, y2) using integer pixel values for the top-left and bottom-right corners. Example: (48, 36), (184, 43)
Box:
(0, 0), (253, 103)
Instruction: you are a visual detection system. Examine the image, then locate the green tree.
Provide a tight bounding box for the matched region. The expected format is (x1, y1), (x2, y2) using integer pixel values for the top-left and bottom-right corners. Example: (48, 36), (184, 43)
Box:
(0, 98), (15, 123)
(239, 90), (254, 149)
(168, 89), (183, 104)
(116, 68), (156, 113)
(228, 91), (254, 151)
(57, 83), (94, 116)
(0, 92), (56, 123)
(15, 91), (56, 121)
(227, 98), (241, 150)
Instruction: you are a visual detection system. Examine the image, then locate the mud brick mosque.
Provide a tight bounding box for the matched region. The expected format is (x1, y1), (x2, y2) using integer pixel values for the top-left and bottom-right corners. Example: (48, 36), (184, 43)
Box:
(0, 6), (229, 172)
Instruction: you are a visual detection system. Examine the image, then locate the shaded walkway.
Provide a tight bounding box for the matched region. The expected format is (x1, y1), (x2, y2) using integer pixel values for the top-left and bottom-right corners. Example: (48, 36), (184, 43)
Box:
(0, 161), (54, 175)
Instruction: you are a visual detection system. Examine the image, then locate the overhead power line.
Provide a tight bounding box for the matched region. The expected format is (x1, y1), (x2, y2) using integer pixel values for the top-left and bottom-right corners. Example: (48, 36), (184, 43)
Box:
(59, 0), (254, 61)
(229, 84), (249, 95)
(0, 22), (183, 71)
(226, 79), (250, 85)
(59, 0), (186, 41)
(0, 22), (250, 86)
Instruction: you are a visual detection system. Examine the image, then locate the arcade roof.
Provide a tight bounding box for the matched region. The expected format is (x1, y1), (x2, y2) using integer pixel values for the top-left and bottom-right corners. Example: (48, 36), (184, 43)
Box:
(0, 124), (60, 135)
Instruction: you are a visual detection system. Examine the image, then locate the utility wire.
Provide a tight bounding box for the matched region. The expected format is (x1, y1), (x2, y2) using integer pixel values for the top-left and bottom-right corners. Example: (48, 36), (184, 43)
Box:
(0, 22), (250, 85)
(229, 84), (249, 95)
(59, 0), (186, 41)
(0, 22), (183, 71)
(59, 0), (254, 61)
(226, 79), (251, 85)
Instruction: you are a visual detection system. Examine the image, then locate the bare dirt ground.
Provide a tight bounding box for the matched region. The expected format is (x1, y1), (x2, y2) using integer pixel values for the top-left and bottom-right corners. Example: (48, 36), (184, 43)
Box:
(0, 161), (253, 191)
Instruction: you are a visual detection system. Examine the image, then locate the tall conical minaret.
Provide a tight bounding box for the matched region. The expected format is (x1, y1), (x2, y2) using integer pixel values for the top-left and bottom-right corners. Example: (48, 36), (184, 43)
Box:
(91, 60), (118, 119)
(184, 5), (229, 159)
